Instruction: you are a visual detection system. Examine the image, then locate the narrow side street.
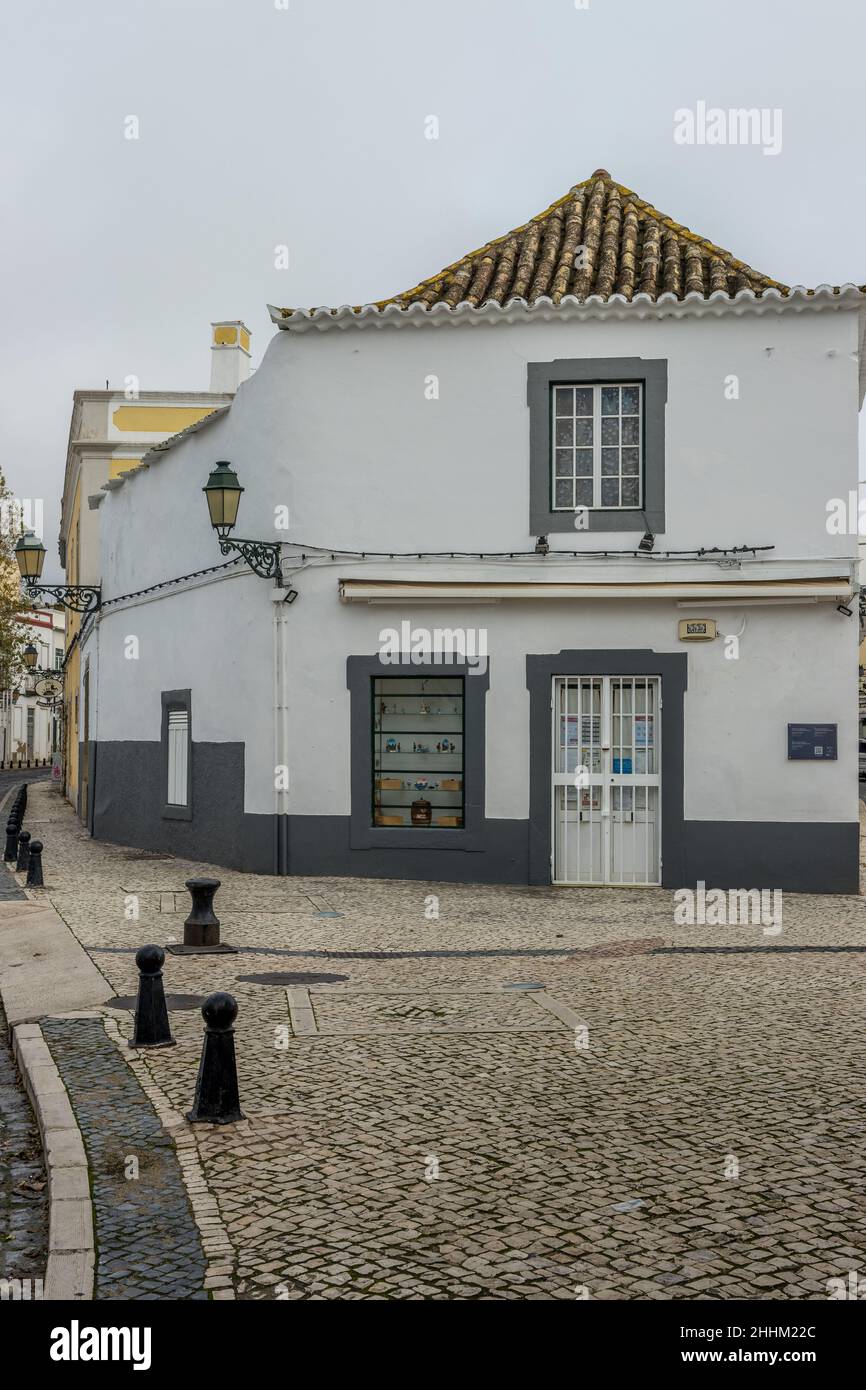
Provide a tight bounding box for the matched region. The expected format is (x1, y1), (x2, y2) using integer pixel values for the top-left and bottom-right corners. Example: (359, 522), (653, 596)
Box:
(1, 780), (864, 1300)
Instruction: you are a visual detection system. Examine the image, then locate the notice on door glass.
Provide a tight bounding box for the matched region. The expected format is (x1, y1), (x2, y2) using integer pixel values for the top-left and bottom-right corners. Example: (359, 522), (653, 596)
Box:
(635, 715), (652, 747)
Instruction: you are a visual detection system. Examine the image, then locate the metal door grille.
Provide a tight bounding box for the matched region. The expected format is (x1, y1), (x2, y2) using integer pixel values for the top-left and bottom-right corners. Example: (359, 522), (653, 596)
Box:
(552, 675), (661, 885)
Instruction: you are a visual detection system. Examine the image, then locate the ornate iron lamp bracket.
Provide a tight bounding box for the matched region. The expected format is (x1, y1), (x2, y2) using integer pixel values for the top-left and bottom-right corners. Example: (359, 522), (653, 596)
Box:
(218, 537), (283, 585)
(24, 583), (101, 614)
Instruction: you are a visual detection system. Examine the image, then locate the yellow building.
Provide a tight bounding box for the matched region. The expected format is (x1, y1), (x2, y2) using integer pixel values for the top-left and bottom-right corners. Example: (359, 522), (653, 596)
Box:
(59, 321), (250, 819)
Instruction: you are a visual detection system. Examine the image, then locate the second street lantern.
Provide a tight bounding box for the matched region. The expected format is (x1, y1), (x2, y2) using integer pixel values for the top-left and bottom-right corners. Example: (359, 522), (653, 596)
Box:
(203, 460), (245, 538)
(14, 531), (46, 580)
(15, 528), (101, 614)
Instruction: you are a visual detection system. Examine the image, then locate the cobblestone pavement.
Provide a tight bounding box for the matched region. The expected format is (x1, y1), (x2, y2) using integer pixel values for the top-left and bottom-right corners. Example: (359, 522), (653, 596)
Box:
(0, 769), (50, 797)
(41, 1018), (206, 1300)
(0, 855), (48, 1296)
(13, 782), (866, 1299)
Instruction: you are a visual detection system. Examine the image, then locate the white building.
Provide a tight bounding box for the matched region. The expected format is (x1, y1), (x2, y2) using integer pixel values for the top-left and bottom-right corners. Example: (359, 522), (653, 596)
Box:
(1, 607), (65, 763)
(76, 170), (862, 892)
(59, 319), (249, 818)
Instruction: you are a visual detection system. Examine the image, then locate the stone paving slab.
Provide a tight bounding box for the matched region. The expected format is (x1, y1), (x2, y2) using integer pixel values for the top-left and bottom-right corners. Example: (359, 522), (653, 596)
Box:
(7, 780), (866, 1300)
(0, 899), (113, 1029)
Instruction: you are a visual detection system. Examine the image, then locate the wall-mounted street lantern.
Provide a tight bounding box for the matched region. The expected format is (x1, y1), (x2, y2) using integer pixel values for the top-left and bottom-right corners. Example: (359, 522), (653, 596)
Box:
(21, 644), (61, 692)
(203, 461), (285, 586)
(15, 532), (101, 614)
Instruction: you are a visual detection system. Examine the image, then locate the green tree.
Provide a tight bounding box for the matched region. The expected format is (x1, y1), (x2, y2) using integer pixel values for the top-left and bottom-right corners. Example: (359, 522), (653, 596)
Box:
(0, 474), (29, 692)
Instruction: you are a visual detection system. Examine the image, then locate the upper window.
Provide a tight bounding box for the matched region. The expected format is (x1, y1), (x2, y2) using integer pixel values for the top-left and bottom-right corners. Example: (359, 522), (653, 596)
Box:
(528, 357), (667, 536)
(553, 383), (643, 512)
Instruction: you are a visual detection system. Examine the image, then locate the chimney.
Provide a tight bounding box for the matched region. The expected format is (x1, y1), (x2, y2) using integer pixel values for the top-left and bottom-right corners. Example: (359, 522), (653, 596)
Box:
(209, 320), (251, 393)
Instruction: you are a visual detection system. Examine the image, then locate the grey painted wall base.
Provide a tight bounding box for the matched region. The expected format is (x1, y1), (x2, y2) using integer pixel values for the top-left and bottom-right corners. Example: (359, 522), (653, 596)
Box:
(89, 740), (859, 893)
(92, 741), (273, 875)
(286, 816), (529, 884)
(676, 820), (860, 896)
(288, 816), (858, 893)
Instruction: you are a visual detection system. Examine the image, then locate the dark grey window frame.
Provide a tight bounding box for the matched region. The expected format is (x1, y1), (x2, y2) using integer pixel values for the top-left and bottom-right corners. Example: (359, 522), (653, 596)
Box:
(525, 649), (686, 886)
(161, 688), (192, 821)
(347, 656), (489, 852)
(528, 357), (667, 535)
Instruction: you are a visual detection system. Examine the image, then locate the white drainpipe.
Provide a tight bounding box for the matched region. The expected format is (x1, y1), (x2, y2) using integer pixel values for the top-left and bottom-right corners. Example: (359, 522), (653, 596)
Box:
(272, 580), (291, 874)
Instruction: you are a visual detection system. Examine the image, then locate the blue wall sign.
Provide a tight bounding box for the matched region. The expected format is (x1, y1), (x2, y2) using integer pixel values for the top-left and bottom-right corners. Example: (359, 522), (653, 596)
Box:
(787, 724), (838, 761)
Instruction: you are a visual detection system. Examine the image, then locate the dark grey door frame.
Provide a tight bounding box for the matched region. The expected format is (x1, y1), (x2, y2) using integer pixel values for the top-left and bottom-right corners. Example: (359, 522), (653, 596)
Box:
(525, 649), (687, 886)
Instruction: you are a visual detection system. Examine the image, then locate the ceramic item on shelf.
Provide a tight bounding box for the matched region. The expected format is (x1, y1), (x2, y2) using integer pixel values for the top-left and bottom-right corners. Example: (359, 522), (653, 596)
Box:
(411, 798), (432, 826)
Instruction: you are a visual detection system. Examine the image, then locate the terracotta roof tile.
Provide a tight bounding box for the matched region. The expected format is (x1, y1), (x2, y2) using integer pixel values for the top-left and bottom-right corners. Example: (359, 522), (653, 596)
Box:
(276, 169), (793, 321)
(386, 169), (786, 309)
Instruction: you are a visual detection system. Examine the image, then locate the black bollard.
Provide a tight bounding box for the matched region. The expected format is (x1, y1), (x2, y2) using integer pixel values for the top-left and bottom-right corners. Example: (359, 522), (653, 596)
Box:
(166, 877), (236, 955)
(128, 945), (176, 1049)
(4, 818), (19, 861)
(15, 830), (31, 874)
(25, 839), (44, 887)
(184, 878), (220, 946)
(187, 992), (245, 1124)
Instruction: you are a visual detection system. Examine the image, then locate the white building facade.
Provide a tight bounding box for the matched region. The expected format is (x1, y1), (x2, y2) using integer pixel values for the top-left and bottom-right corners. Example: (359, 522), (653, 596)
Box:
(76, 172), (864, 892)
(2, 607), (65, 763)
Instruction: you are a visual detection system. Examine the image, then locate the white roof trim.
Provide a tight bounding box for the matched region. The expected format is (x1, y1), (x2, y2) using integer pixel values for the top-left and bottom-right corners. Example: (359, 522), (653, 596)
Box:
(270, 283), (865, 335)
(100, 405), (230, 496)
(140, 404), (229, 465)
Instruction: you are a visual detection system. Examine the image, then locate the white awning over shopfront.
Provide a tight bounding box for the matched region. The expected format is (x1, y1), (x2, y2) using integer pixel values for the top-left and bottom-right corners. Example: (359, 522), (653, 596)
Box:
(339, 577), (852, 604)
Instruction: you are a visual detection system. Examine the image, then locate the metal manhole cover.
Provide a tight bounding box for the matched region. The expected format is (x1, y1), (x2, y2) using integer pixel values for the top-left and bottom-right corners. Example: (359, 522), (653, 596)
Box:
(105, 994), (205, 1011)
(238, 971), (350, 986)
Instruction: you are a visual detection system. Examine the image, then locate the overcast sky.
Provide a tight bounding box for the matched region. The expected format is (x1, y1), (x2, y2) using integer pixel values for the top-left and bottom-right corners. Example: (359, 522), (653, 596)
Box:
(2, 0), (864, 580)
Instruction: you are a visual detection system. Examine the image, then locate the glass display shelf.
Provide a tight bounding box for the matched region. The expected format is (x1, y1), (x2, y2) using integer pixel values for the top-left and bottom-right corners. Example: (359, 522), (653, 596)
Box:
(372, 677), (465, 828)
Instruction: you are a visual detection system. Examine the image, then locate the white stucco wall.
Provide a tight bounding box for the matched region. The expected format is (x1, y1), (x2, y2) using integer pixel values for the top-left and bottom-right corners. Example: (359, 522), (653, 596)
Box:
(89, 571), (275, 811)
(281, 566), (859, 825)
(99, 304), (860, 595)
(244, 306), (859, 559)
(85, 557), (858, 823)
(90, 302), (860, 828)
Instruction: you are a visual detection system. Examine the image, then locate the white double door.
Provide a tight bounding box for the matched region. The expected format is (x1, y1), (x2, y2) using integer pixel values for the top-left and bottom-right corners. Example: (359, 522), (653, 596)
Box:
(552, 675), (661, 885)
